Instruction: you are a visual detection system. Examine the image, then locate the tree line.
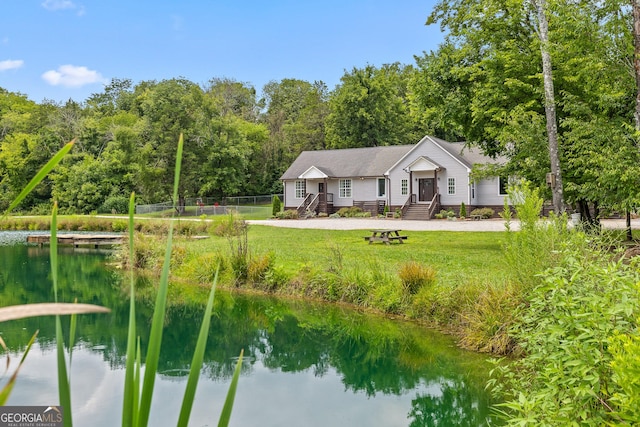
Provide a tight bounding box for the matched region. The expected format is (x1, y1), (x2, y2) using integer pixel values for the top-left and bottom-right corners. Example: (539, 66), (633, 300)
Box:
(1, 0), (639, 216)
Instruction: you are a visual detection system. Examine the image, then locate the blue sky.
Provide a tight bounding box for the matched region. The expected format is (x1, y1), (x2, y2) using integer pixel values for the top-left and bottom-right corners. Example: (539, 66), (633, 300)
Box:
(0, 0), (443, 104)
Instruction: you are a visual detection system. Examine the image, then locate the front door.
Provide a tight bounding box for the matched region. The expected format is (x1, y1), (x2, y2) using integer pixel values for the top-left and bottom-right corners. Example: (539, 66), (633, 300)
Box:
(418, 178), (435, 202)
(318, 182), (324, 193)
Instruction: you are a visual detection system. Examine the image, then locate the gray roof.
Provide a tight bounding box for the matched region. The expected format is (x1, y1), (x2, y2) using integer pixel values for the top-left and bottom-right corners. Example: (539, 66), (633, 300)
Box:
(428, 136), (505, 168)
(280, 136), (504, 180)
(280, 145), (414, 180)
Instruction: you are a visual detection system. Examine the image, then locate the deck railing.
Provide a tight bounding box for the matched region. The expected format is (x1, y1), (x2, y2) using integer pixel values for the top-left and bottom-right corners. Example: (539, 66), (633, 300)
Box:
(296, 193), (314, 216)
(427, 193), (441, 219)
(306, 194), (320, 216)
(400, 195), (414, 218)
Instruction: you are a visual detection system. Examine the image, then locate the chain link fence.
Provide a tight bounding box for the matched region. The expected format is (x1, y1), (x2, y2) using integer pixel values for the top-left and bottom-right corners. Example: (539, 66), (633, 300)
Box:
(135, 194), (282, 217)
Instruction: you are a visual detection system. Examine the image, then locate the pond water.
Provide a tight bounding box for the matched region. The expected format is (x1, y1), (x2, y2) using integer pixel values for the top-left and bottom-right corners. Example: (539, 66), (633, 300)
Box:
(0, 232), (499, 426)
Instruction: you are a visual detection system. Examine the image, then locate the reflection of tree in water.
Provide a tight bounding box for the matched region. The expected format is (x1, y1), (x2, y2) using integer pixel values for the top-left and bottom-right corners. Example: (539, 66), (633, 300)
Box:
(408, 376), (495, 427)
(1, 242), (497, 424)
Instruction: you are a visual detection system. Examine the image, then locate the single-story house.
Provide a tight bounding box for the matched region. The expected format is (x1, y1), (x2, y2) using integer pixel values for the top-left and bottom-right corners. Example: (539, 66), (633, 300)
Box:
(280, 135), (508, 219)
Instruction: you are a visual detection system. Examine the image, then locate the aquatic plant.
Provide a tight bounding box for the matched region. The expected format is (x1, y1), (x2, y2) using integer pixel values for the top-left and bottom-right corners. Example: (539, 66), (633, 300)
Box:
(0, 135), (243, 426)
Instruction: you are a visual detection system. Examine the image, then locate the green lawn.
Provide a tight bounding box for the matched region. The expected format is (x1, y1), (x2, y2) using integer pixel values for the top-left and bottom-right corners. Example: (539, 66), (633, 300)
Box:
(181, 225), (509, 287)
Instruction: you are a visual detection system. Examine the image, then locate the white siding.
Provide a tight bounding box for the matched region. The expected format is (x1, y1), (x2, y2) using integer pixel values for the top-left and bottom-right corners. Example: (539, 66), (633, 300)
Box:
(283, 180), (298, 208)
(475, 177), (506, 206)
(388, 140), (471, 206)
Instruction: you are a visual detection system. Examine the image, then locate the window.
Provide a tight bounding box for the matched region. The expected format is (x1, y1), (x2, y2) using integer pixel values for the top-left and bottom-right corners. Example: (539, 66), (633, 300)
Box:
(339, 179), (352, 198)
(295, 180), (306, 198)
(471, 181), (476, 199)
(401, 179), (408, 196)
(499, 176), (508, 195)
(377, 178), (386, 197)
(448, 177), (456, 195)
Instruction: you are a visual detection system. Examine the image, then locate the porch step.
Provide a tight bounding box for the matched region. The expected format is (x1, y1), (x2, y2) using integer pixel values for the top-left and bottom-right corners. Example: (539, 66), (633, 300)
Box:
(403, 204), (432, 220)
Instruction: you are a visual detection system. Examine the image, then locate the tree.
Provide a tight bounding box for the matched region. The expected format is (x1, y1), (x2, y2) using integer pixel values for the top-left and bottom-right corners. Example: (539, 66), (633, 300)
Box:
(534, 0), (564, 214)
(326, 63), (415, 148)
(423, 0), (637, 222)
(204, 77), (261, 122)
(256, 78), (328, 194)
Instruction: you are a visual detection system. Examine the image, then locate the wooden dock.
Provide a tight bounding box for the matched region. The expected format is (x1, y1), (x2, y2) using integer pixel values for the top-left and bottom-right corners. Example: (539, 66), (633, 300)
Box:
(27, 234), (124, 248)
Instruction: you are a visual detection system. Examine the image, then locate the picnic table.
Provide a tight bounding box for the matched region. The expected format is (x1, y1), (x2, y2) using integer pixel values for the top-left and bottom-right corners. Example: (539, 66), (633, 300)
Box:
(364, 229), (408, 245)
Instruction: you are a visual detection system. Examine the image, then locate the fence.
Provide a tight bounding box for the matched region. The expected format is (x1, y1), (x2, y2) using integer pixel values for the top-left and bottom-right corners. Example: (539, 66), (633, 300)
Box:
(135, 194), (282, 217)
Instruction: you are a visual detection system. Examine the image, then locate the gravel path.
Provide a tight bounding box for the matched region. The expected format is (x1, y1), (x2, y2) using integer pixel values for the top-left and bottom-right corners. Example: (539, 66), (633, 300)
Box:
(247, 217), (640, 232)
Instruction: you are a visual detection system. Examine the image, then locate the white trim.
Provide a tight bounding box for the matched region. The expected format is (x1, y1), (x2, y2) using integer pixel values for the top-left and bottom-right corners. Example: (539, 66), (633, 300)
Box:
(401, 179), (408, 196)
(377, 178), (386, 197)
(294, 180), (306, 199)
(447, 177), (456, 195)
(405, 156), (444, 172)
(339, 179), (352, 198)
(298, 166), (328, 179)
(385, 135), (472, 175)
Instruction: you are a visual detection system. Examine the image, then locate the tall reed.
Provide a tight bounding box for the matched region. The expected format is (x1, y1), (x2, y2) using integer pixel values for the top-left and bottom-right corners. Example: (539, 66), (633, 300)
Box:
(1, 134), (244, 426)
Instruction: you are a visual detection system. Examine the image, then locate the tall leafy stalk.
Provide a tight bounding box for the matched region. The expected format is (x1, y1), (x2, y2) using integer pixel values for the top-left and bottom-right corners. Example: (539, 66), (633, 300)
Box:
(122, 192), (138, 427)
(177, 268), (219, 426)
(126, 133), (243, 426)
(51, 202), (73, 427)
(136, 134), (183, 427)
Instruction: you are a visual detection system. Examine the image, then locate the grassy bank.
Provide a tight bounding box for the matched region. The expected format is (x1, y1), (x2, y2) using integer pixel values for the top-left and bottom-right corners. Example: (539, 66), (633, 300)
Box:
(0, 214), (213, 235)
(0, 213), (530, 354)
(110, 216), (516, 354)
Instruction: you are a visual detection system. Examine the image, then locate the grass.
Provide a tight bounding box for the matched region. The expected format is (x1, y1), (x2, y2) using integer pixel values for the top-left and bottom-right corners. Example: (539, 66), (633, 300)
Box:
(175, 226), (508, 286)
(119, 222), (514, 353)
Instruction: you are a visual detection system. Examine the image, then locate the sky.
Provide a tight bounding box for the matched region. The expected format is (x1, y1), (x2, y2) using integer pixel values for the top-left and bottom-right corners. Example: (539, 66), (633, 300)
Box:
(0, 0), (444, 104)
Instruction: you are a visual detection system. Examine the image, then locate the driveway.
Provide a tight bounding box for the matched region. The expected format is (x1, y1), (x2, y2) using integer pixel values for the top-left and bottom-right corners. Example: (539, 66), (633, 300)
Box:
(247, 217), (640, 232)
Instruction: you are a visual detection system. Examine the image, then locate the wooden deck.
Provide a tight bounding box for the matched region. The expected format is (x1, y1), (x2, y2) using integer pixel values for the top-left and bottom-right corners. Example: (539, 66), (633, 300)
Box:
(27, 234), (124, 248)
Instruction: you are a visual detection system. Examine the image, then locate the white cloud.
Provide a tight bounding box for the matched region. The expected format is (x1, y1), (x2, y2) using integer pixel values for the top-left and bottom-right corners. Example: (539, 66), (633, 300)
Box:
(41, 64), (106, 87)
(0, 59), (24, 71)
(42, 0), (84, 15)
(41, 0), (76, 11)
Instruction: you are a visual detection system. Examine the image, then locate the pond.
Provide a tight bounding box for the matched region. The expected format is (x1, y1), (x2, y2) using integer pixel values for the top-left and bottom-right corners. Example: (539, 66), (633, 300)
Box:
(0, 232), (500, 426)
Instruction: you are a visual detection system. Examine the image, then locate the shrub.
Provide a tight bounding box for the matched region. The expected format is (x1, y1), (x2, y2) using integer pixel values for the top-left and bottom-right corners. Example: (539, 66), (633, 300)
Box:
(275, 209), (298, 219)
(100, 195), (130, 214)
(271, 195), (282, 217)
(470, 207), (494, 219)
(434, 209), (455, 219)
(459, 202), (467, 218)
(336, 206), (363, 217)
(610, 326), (640, 423)
(488, 233), (640, 425)
(398, 261), (436, 296)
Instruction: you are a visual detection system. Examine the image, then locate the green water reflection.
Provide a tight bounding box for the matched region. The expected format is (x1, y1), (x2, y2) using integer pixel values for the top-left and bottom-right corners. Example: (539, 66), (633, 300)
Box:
(0, 236), (499, 426)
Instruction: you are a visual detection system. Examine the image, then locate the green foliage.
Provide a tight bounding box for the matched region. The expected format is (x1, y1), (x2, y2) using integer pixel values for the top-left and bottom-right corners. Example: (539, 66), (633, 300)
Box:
(610, 324), (640, 423)
(274, 209), (298, 219)
(503, 183), (572, 290)
(469, 208), (494, 219)
(100, 195), (130, 214)
(490, 252), (640, 425)
(336, 206), (363, 217)
(247, 252), (275, 289)
(434, 208), (455, 219)
(271, 195), (282, 217)
(459, 202), (466, 218)
(398, 261), (436, 296)
(326, 63), (418, 148)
